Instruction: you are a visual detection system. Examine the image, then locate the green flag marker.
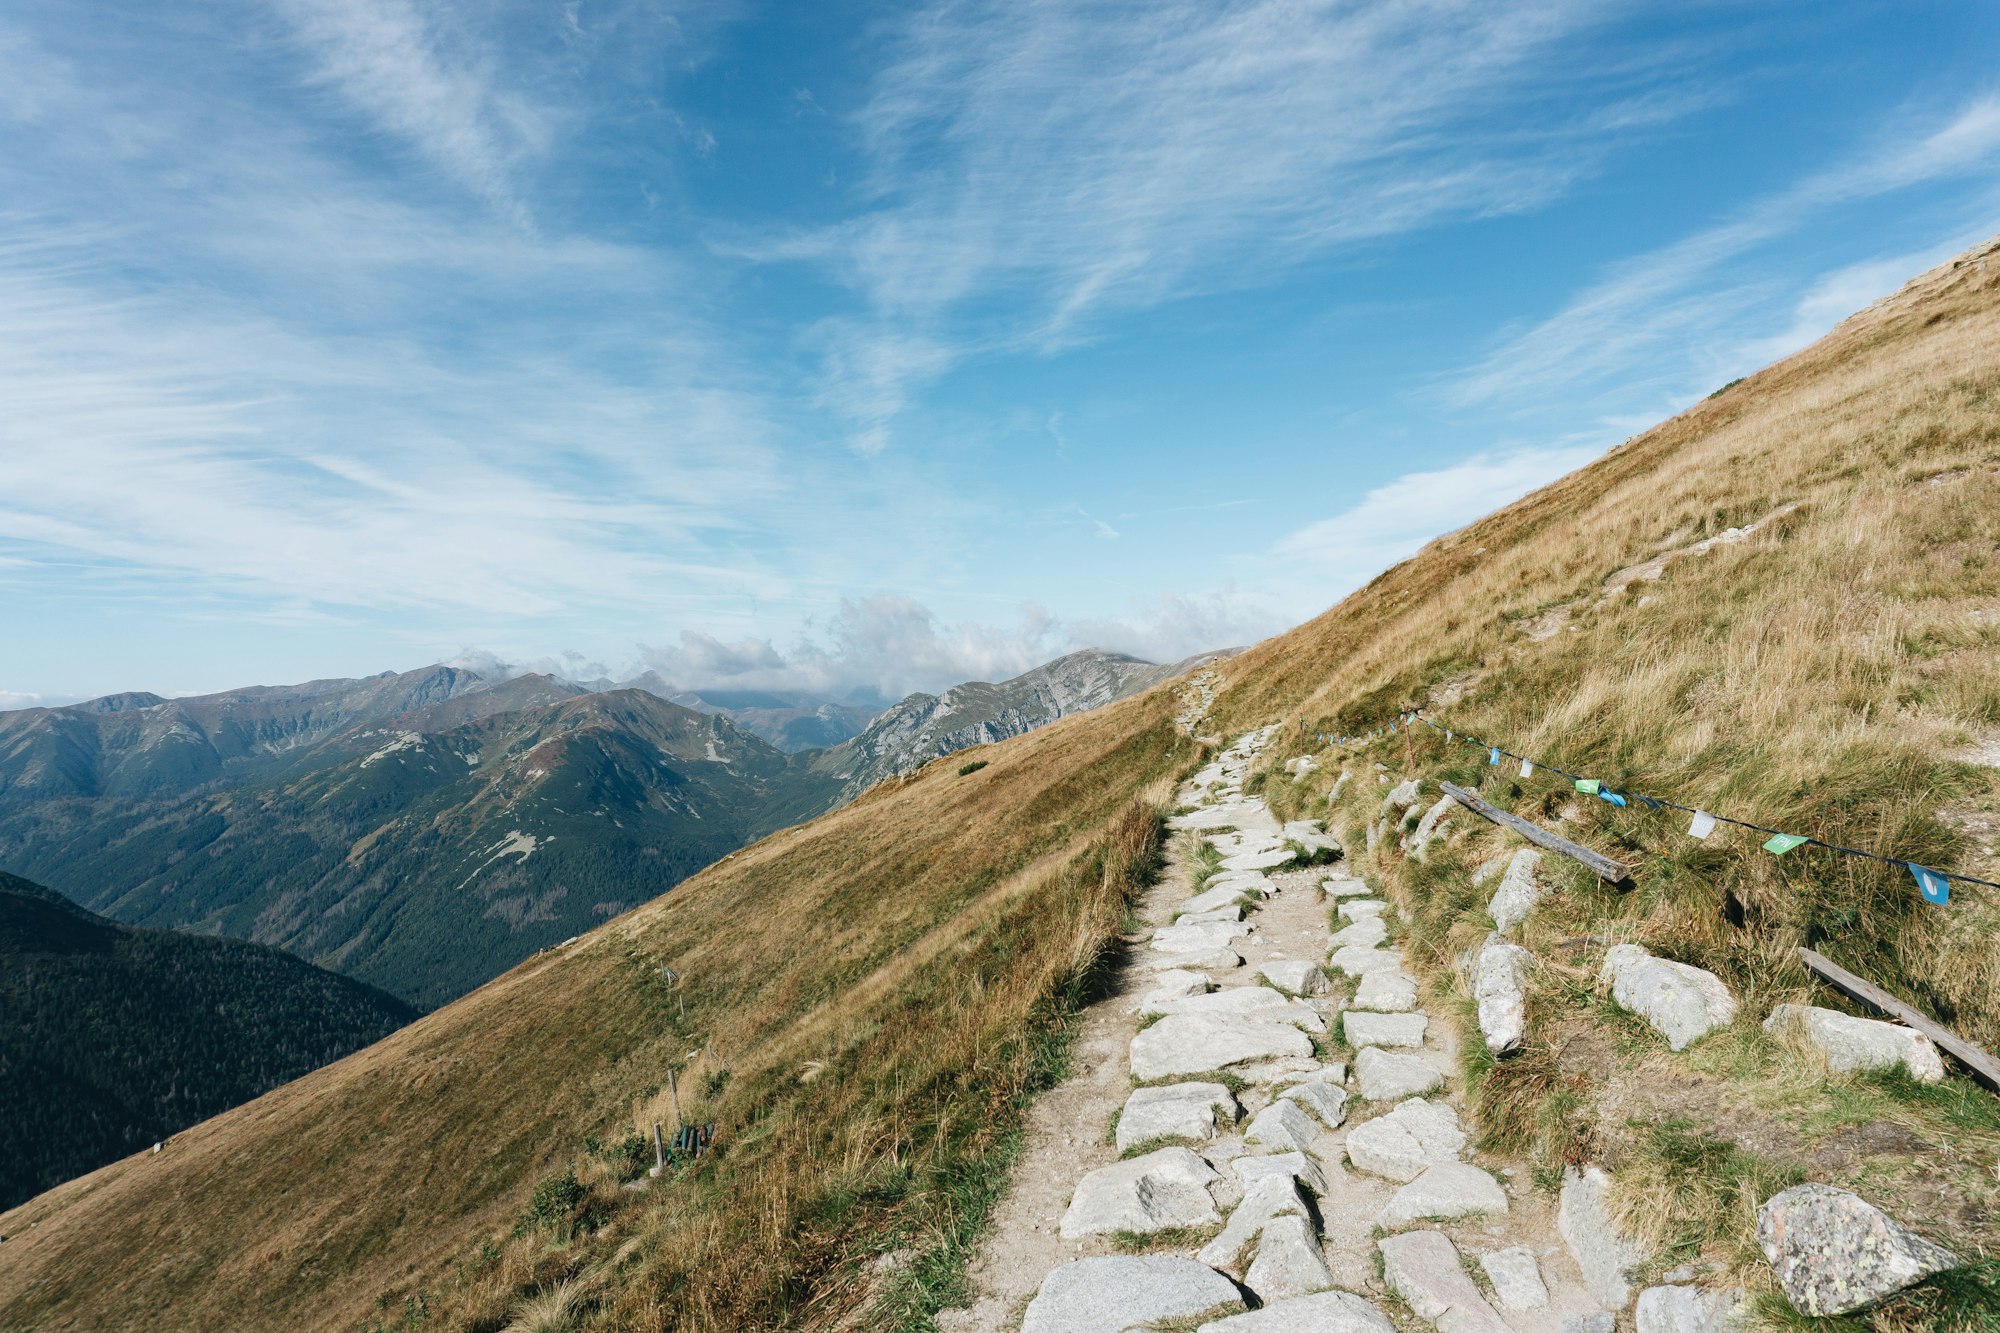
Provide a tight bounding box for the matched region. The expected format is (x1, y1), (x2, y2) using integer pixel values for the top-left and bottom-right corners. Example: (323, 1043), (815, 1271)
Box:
(1763, 833), (1808, 855)
(1574, 778), (1599, 795)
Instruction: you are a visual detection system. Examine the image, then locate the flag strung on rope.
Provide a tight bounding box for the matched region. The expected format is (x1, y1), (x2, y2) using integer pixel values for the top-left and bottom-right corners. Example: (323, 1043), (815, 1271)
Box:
(1688, 810), (1717, 840)
(1575, 778), (1600, 795)
(1489, 747), (1501, 766)
(1520, 758), (1534, 777)
(1763, 833), (1809, 855)
(1909, 863), (1950, 906)
(1599, 790), (1627, 807)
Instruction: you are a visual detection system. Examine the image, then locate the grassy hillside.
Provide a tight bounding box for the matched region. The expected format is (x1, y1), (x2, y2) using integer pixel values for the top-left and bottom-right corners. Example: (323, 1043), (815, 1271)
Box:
(0, 872), (414, 1211)
(5, 237), (2000, 1331)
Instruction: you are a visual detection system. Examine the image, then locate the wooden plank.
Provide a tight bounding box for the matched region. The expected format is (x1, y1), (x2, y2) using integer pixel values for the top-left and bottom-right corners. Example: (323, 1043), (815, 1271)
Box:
(1440, 781), (1633, 884)
(1798, 947), (2000, 1092)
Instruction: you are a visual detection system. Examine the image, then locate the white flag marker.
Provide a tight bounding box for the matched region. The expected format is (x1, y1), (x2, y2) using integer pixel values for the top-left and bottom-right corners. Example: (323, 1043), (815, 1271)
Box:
(1689, 810), (1717, 840)
(1519, 759), (1534, 778)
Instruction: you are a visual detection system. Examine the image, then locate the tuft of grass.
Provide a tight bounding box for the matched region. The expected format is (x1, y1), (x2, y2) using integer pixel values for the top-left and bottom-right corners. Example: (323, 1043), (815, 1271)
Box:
(956, 760), (989, 777)
(1610, 1117), (1805, 1268)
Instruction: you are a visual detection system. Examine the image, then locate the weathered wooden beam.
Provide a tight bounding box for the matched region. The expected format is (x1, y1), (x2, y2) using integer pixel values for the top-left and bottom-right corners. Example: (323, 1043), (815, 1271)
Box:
(1440, 781), (1633, 884)
(1798, 947), (2000, 1093)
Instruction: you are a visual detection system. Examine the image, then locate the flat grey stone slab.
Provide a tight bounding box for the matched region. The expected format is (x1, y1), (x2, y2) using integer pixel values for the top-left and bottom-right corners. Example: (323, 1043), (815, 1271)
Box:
(1198, 1174), (1310, 1271)
(1154, 919), (1252, 954)
(1130, 1014), (1316, 1081)
(1635, 1284), (1743, 1332)
(1182, 883), (1260, 914)
(1472, 935), (1531, 1057)
(1180, 905), (1245, 925)
(1764, 1004), (1945, 1082)
(1197, 1291), (1396, 1333)
(1479, 1247), (1548, 1310)
(1135, 970), (1211, 1013)
(1756, 1182), (1959, 1316)
(1353, 1047), (1442, 1100)
(1327, 918), (1389, 950)
(1337, 899), (1387, 922)
(1562, 1317), (1616, 1333)
(1343, 1011), (1427, 1049)
(1559, 1165), (1645, 1308)
(1244, 1099), (1320, 1153)
(1329, 945), (1405, 977)
(1322, 876), (1375, 897)
(1024, 1255), (1246, 1333)
(1384, 779), (1423, 811)
(1234, 1150), (1329, 1199)
(1147, 947), (1243, 972)
(1344, 1097), (1465, 1182)
(1378, 1230), (1511, 1333)
(1350, 970), (1419, 1012)
(1116, 1081), (1238, 1153)
(1223, 846), (1298, 872)
(1058, 1146), (1221, 1239)
(1601, 944), (1738, 1050)
(1377, 1162), (1509, 1228)
(1245, 1213), (1337, 1303)
(1488, 848), (1545, 933)
(1280, 1080), (1349, 1129)
(1258, 959), (1328, 996)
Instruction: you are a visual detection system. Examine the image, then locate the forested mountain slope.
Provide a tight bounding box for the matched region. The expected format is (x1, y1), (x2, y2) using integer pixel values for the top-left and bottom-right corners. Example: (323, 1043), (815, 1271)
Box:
(0, 871), (414, 1211)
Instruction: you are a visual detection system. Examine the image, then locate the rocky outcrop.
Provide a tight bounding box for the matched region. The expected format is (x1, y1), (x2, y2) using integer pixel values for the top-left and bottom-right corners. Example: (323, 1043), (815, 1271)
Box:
(1755, 1183), (1959, 1316)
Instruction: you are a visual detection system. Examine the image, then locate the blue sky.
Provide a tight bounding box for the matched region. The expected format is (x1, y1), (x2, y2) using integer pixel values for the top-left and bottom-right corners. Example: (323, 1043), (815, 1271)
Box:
(3, 1), (1998, 707)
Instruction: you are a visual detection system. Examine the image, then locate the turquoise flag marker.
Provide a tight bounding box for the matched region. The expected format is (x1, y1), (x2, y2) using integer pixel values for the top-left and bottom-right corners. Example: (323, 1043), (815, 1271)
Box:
(1575, 778), (1599, 795)
(1489, 747), (1500, 766)
(1599, 790), (1627, 807)
(1908, 863), (1950, 905)
(1763, 833), (1808, 855)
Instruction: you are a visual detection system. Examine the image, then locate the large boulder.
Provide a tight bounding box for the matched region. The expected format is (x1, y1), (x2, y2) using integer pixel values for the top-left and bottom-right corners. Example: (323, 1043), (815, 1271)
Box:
(1377, 1162), (1509, 1228)
(1486, 848), (1546, 934)
(1353, 1047), (1443, 1101)
(1471, 935), (1532, 1056)
(1755, 1182), (1959, 1316)
(1197, 1290), (1396, 1333)
(1558, 1165), (1644, 1308)
(1058, 1147), (1222, 1239)
(1130, 1015), (1316, 1081)
(1023, 1255), (1246, 1333)
(1345, 1098), (1465, 1182)
(1115, 1082), (1237, 1153)
(1601, 944), (1738, 1050)
(1634, 1284), (1742, 1332)
(1762, 1005), (1946, 1083)
(1377, 1230), (1511, 1333)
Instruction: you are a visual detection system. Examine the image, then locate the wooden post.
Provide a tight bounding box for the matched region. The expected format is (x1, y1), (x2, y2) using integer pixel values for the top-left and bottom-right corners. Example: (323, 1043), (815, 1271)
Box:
(1441, 781), (1633, 884)
(652, 1121), (665, 1172)
(667, 1068), (682, 1132)
(1797, 948), (2000, 1093)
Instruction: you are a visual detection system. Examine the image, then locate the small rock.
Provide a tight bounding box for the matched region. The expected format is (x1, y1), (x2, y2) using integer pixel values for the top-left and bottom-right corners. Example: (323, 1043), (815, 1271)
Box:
(1280, 1080), (1349, 1129)
(1180, 905), (1245, 924)
(1259, 959), (1330, 996)
(1756, 1182), (1959, 1316)
(1147, 947), (1244, 973)
(1234, 1150), (1329, 1199)
(1327, 918), (1389, 950)
(1181, 884), (1258, 914)
(1245, 1213), (1337, 1302)
(1343, 1011), (1427, 1049)
(1635, 1284), (1742, 1332)
(1479, 1248), (1549, 1310)
(1244, 1099), (1320, 1152)
(1337, 899), (1387, 922)
(1058, 1147), (1222, 1239)
(1353, 1048), (1443, 1100)
(1329, 946), (1405, 977)
(1351, 970), (1419, 1013)
(1763, 1004), (1946, 1083)
(1377, 1162), (1509, 1228)
(1116, 1082), (1238, 1153)
(1323, 877), (1374, 897)
(1198, 1174), (1310, 1271)
(1486, 848), (1545, 934)
(1223, 846), (1298, 872)
(1406, 794), (1456, 857)
(1284, 819), (1343, 855)
(1344, 1098), (1465, 1182)
(1022, 1255), (1246, 1333)
(1378, 1230), (1511, 1332)
(1558, 1165), (1645, 1309)
(1131, 1015), (1316, 1081)
(1472, 935), (1531, 1057)
(1384, 779), (1423, 811)
(1197, 1290), (1396, 1333)
(1601, 944), (1738, 1050)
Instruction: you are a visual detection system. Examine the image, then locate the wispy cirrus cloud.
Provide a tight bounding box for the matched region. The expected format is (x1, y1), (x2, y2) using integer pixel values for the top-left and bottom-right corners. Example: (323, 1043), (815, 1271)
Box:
(1449, 97), (2000, 410)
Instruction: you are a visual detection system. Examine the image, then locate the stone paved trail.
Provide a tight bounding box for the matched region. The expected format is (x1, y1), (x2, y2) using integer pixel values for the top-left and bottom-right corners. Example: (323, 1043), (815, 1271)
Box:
(939, 728), (1619, 1333)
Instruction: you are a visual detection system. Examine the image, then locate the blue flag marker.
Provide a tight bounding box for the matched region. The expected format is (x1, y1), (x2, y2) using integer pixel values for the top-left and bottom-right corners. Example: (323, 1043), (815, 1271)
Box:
(1599, 790), (1627, 807)
(1489, 747), (1500, 766)
(1908, 863), (1950, 906)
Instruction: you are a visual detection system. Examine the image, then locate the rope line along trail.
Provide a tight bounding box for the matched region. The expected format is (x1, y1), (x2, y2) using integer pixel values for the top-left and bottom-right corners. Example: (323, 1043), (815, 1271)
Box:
(1310, 710), (1994, 905)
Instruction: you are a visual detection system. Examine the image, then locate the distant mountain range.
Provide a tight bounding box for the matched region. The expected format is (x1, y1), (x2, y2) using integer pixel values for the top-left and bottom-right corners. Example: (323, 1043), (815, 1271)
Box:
(0, 648), (1220, 1007)
(0, 870), (413, 1211)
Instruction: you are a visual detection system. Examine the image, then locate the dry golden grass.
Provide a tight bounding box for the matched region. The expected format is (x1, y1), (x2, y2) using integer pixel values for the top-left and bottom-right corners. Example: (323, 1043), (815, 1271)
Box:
(8, 236), (2000, 1332)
